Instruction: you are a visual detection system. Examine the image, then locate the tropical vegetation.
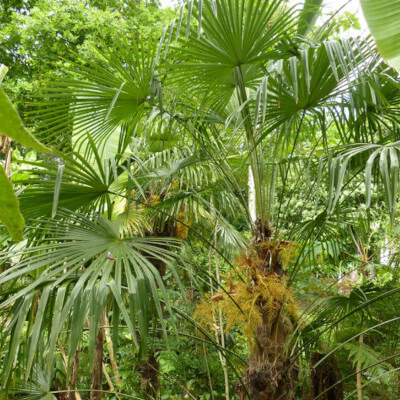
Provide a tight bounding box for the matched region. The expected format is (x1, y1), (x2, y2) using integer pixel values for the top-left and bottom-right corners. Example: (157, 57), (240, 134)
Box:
(1, 0), (400, 399)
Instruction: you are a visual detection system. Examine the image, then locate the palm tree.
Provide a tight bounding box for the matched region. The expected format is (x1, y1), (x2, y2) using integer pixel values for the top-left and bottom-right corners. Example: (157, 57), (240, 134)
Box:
(167, 0), (400, 398)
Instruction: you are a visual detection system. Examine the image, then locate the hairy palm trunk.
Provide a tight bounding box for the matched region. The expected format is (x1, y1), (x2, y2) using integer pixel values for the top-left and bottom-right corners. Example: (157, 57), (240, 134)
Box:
(139, 353), (160, 398)
(90, 314), (105, 400)
(237, 221), (297, 400)
(138, 245), (166, 397)
(238, 316), (296, 400)
(310, 353), (343, 400)
(69, 350), (80, 400)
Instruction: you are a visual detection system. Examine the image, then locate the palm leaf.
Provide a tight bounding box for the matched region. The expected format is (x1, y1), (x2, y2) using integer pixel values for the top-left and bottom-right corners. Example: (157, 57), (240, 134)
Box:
(327, 142), (400, 221)
(0, 88), (49, 153)
(169, 0), (296, 108)
(0, 210), (182, 387)
(29, 38), (158, 149)
(360, 0), (400, 73)
(297, 0), (323, 37)
(0, 166), (25, 241)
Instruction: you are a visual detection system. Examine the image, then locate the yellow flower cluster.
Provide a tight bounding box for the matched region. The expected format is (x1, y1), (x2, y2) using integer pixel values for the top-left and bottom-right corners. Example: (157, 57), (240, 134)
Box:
(149, 194), (161, 206)
(194, 271), (297, 344)
(175, 210), (191, 239)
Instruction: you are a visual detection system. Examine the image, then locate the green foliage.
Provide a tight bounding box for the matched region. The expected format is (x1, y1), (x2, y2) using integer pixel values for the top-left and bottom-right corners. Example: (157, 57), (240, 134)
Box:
(328, 142), (400, 222)
(360, 0), (400, 73)
(2, 0), (400, 399)
(297, 0), (323, 37)
(0, 0), (172, 99)
(0, 82), (48, 241)
(0, 87), (49, 152)
(0, 164), (24, 241)
(344, 341), (389, 375)
(0, 211), (182, 390)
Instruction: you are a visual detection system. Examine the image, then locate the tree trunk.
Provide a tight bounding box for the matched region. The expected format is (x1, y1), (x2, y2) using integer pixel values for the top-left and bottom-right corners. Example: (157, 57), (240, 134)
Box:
(237, 317), (296, 400)
(310, 353), (343, 400)
(208, 218), (230, 400)
(104, 314), (121, 387)
(0, 135), (12, 177)
(138, 199), (187, 396)
(0, 66), (12, 178)
(69, 350), (80, 400)
(237, 222), (297, 400)
(139, 353), (160, 398)
(90, 315), (105, 400)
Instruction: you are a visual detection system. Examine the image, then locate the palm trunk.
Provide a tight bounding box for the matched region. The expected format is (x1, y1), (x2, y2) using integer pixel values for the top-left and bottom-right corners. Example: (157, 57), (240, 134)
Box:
(139, 353), (160, 398)
(90, 314), (105, 400)
(138, 266), (163, 398)
(57, 342), (80, 400)
(208, 218), (230, 400)
(102, 363), (116, 393)
(0, 65), (12, 178)
(235, 68), (298, 398)
(237, 224), (297, 400)
(0, 135), (12, 177)
(238, 321), (295, 400)
(69, 351), (80, 400)
(232, 62), (310, 399)
(310, 352), (343, 400)
(104, 314), (121, 387)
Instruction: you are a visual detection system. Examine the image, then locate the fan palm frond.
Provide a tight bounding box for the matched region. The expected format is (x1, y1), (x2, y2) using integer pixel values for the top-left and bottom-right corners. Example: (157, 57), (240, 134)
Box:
(0, 210), (181, 388)
(327, 141), (400, 221)
(169, 0), (297, 109)
(16, 144), (121, 219)
(11, 365), (56, 400)
(30, 38), (158, 149)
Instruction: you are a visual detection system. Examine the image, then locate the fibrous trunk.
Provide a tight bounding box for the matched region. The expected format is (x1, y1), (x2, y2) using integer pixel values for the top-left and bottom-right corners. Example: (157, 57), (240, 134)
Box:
(0, 135), (12, 177)
(69, 350), (80, 400)
(310, 352), (343, 400)
(237, 219), (297, 400)
(90, 317), (104, 400)
(238, 318), (296, 399)
(139, 353), (160, 397)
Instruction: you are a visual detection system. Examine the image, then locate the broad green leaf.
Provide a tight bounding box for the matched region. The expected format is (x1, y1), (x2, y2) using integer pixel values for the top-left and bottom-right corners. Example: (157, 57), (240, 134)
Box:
(0, 165), (25, 241)
(297, 0), (323, 37)
(0, 64), (8, 83)
(0, 88), (50, 153)
(360, 0), (400, 72)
